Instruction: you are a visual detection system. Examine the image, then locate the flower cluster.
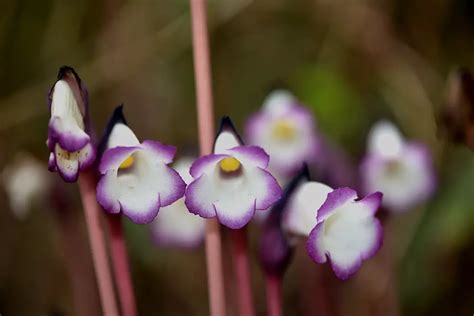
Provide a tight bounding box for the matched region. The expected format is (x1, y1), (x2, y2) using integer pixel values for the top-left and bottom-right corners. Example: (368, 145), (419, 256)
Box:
(44, 66), (436, 280)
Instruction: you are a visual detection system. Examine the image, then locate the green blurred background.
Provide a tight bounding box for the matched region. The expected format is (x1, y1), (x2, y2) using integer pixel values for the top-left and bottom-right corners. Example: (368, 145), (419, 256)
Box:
(1, 0), (474, 315)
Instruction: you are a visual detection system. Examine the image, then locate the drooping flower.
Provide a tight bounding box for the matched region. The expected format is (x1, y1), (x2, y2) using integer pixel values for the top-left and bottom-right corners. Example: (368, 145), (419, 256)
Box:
(280, 165), (383, 280)
(185, 117), (282, 229)
(306, 188), (383, 280)
(245, 90), (319, 176)
(2, 153), (52, 220)
(96, 106), (186, 224)
(360, 121), (436, 212)
(150, 157), (206, 248)
(47, 66), (95, 182)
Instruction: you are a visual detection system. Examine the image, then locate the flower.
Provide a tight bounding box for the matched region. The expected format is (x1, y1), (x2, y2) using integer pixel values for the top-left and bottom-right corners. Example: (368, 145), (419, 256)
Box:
(96, 106), (186, 224)
(306, 188), (383, 280)
(150, 157), (206, 248)
(2, 153), (52, 220)
(280, 165), (383, 280)
(245, 90), (319, 176)
(47, 66), (95, 182)
(360, 121), (436, 212)
(185, 117), (282, 229)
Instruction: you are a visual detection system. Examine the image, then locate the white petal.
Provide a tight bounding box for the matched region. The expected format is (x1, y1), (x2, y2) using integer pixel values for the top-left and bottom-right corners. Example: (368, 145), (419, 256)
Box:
(263, 90), (297, 116)
(151, 198), (206, 247)
(214, 130), (241, 154)
(172, 157), (194, 185)
(51, 80), (84, 130)
(368, 120), (404, 158)
(107, 123), (140, 149)
(283, 182), (333, 236)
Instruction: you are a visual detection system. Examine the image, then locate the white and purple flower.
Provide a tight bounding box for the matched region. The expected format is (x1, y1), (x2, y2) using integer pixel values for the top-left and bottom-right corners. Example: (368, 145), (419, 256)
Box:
(360, 121), (436, 212)
(245, 90), (319, 176)
(47, 66), (95, 182)
(185, 117), (282, 229)
(280, 166), (383, 280)
(96, 106), (186, 224)
(306, 188), (383, 280)
(150, 157), (206, 248)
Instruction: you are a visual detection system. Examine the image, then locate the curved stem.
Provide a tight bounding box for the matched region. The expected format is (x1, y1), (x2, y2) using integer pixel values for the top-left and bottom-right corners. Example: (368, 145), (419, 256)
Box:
(231, 228), (255, 316)
(190, 0), (226, 315)
(78, 171), (118, 316)
(108, 214), (137, 316)
(265, 273), (282, 316)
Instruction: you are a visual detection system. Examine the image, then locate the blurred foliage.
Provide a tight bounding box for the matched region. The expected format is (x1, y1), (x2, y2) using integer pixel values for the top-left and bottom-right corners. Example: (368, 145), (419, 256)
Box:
(1, 0), (474, 315)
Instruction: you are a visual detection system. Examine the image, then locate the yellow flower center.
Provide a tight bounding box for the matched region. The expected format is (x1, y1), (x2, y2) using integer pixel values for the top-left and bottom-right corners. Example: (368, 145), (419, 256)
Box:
(119, 155), (135, 169)
(272, 119), (296, 140)
(219, 157), (241, 173)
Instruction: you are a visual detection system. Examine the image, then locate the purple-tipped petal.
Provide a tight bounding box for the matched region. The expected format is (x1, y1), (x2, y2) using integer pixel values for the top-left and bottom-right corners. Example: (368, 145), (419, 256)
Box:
(98, 146), (140, 174)
(152, 164), (186, 207)
(141, 140), (177, 164)
(120, 189), (160, 224)
(96, 171), (121, 214)
(317, 187), (358, 222)
(214, 197), (256, 229)
(189, 154), (227, 178)
(226, 145), (270, 169)
(247, 167), (282, 210)
(184, 174), (218, 218)
(306, 222), (327, 264)
(48, 117), (90, 152)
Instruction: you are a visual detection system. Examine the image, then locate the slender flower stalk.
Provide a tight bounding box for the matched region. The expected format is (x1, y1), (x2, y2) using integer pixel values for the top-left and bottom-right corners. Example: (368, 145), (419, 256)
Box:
(78, 171), (119, 316)
(107, 214), (137, 316)
(230, 227), (255, 316)
(190, 1), (226, 314)
(265, 274), (282, 316)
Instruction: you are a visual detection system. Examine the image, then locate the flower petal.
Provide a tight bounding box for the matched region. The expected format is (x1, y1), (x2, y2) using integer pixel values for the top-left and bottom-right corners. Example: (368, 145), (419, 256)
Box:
(246, 166), (282, 210)
(189, 154), (227, 178)
(185, 173), (218, 218)
(106, 123), (140, 148)
(306, 222), (327, 263)
(214, 195), (256, 229)
(283, 182), (333, 236)
(48, 116), (90, 152)
(150, 198), (206, 248)
(147, 162), (186, 207)
(54, 145), (80, 182)
(214, 117), (243, 154)
(141, 140), (176, 164)
(361, 143), (435, 211)
(96, 170), (122, 214)
(367, 120), (404, 158)
(99, 146), (140, 174)
(317, 187), (358, 223)
(226, 146), (269, 169)
(119, 187), (160, 224)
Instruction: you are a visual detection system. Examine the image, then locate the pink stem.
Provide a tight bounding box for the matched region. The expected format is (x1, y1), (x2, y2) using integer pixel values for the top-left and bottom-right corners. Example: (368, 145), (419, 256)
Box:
(107, 214), (137, 316)
(265, 273), (282, 316)
(231, 228), (255, 316)
(190, 0), (227, 315)
(78, 171), (119, 316)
